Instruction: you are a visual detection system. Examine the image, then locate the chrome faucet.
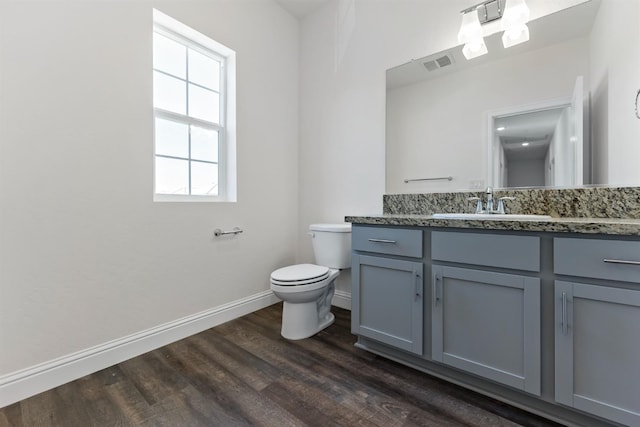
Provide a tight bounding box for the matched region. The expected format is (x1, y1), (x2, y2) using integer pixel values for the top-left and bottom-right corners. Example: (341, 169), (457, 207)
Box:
(485, 187), (494, 213)
(468, 187), (516, 214)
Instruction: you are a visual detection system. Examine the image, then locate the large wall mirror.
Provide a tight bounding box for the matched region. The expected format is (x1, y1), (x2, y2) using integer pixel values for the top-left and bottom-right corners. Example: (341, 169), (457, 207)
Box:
(386, 0), (640, 194)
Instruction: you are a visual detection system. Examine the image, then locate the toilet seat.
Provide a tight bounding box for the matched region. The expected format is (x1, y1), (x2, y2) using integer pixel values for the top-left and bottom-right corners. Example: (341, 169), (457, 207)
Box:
(270, 264), (329, 286)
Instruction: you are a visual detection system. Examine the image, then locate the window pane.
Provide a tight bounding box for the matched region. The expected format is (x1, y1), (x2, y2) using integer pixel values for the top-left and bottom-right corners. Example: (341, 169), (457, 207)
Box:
(191, 161), (218, 195)
(155, 157), (189, 194)
(154, 71), (186, 114)
(188, 84), (219, 123)
(188, 49), (220, 91)
(153, 33), (186, 78)
(155, 118), (189, 158)
(191, 126), (218, 162)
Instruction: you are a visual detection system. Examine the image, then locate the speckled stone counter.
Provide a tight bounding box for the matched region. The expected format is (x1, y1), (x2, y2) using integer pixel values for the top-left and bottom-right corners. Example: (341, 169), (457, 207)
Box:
(346, 186), (640, 236)
(344, 214), (640, 236)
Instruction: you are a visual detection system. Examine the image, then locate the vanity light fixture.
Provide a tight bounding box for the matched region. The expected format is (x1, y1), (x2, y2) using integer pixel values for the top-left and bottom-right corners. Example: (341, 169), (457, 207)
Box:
(457, 0), (530, 60)
(501, 0), (530, 48)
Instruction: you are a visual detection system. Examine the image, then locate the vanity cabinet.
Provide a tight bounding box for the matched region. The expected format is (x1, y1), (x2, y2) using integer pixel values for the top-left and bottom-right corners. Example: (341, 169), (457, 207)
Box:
(554, 237), (640, 426)
(348, 210), (640, 427)
(431, 231), (541, 396)
(351, 226), (423, 355)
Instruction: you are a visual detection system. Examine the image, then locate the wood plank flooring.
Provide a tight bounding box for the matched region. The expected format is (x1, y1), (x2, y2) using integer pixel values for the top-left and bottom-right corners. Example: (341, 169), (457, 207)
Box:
(0, 304), (561, 426)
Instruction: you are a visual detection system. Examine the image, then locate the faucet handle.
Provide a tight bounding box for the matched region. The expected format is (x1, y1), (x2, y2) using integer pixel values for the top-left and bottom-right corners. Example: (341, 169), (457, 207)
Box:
(497, 196), (516, 214)
(467, 197), (483, 214)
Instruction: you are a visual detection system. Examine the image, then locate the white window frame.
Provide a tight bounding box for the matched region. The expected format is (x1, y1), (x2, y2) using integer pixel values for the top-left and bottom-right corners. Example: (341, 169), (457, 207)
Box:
(153, 9), (236, 202)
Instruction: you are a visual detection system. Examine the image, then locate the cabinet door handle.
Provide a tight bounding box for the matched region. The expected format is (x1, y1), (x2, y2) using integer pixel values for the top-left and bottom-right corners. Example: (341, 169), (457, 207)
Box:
(603, 258), (640, 266)
(414, 272), (421, 300)
(561, 292), (568, 336)
(367, 238), (397, 244)
(433, 274), (440, 306)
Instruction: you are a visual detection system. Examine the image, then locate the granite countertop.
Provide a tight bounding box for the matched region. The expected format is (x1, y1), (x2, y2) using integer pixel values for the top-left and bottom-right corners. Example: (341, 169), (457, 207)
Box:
(344, 214), (640, 236)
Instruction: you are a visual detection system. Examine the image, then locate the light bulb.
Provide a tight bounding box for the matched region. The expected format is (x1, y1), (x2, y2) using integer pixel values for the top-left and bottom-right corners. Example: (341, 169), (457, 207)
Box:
(462, 39), (488, 59)
(502, 23), (529, 48)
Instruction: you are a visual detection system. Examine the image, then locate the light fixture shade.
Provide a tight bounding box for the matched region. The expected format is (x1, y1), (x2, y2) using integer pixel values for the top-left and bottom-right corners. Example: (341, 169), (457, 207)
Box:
(502, 23), (529, 48)
(502, 0), (530, 28)
(458, 9), (483, 44)
(462, 39), (488, 60)
(459, 8), (487, 60)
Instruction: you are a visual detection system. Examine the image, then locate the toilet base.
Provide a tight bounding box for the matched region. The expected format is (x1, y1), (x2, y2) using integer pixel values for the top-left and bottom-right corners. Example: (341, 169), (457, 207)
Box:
(280, 302), (335, 340)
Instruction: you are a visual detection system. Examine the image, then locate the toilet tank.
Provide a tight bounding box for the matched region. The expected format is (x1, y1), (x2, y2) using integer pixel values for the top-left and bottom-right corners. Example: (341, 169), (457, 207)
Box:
(309, 223), (352, 269)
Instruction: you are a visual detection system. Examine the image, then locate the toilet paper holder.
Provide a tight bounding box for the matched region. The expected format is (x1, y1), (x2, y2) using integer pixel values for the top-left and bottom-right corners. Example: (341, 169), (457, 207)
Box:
(214, 227), (243, 237)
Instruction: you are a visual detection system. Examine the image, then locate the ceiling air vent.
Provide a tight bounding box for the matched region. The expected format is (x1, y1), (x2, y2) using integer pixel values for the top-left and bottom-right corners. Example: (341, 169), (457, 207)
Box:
(422, 53), (455, 72)
(436, 55), (453, 67)
(423, 60), (439, 72)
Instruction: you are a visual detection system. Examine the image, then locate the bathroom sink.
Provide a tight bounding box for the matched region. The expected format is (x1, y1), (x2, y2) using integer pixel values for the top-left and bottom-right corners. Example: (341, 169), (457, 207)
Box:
(432, 213), (552, 220)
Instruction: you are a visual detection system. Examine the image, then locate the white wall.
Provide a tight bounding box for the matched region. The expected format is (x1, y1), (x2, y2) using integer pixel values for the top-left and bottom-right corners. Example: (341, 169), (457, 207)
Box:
(507, 159), (546, 187)
(0, 0), (298, 379)
(589, 0), (640, 185)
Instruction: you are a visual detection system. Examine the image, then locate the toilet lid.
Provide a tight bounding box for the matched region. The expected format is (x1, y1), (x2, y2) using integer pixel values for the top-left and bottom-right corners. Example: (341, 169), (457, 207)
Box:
(271, 264), (329, 283)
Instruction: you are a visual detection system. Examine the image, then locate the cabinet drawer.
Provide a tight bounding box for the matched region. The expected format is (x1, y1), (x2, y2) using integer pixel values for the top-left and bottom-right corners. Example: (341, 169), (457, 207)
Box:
(352, 226), (422, 258)
(432, 231), (540, 272)
(554, 237), (640, 283)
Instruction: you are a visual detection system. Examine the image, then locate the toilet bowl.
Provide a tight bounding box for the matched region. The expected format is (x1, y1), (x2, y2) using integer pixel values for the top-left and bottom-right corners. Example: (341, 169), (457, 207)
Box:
(270, 223), (351, 340)
(271, 264), (338, 340)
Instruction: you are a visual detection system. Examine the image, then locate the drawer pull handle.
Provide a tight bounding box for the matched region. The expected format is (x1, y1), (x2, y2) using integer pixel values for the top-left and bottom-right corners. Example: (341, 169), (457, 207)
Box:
(367, 238), (397, 244)
(414, 272), (421, 300)
(433, 275), (441, 306)
(561, 292), (568, 336)
(603, 258), (640, 266)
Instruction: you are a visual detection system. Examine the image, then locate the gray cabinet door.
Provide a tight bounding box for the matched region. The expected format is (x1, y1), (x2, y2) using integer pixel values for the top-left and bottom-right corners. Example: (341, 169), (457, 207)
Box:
(432, 265), (541, 396)
(351, 254), (423, 354)
(555, 281), (640, 426)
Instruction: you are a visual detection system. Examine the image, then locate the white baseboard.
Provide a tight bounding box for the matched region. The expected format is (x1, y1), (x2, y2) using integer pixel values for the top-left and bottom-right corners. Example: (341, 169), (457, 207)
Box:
(332, 290), (351, 310)
(0, 290), (279, 408)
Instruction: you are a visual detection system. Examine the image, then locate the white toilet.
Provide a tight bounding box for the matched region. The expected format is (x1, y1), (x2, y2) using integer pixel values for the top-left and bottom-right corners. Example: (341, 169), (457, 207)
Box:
(270, 223), (351, 340)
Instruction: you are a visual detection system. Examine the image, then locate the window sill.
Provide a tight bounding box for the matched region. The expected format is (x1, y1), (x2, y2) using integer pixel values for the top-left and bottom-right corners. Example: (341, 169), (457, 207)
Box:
(153, 194), (234, 203)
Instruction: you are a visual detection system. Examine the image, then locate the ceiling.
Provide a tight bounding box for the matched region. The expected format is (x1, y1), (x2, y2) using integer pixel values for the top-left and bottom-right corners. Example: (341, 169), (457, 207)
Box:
(496, 107), (566, 161)
(274, 0), (328, 19)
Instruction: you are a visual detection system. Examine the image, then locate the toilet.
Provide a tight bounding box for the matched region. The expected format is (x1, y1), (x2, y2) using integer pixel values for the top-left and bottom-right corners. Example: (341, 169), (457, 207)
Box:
(270, 223), (351, 340)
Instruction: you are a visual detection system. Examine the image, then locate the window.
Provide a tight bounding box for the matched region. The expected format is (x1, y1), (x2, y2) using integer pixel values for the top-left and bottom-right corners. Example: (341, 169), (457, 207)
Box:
(153, 10), (236, 201)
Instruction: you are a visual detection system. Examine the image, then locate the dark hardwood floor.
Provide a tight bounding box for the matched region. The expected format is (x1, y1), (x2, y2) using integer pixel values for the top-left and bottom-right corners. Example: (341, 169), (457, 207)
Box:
(0, 304), (562, 426)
